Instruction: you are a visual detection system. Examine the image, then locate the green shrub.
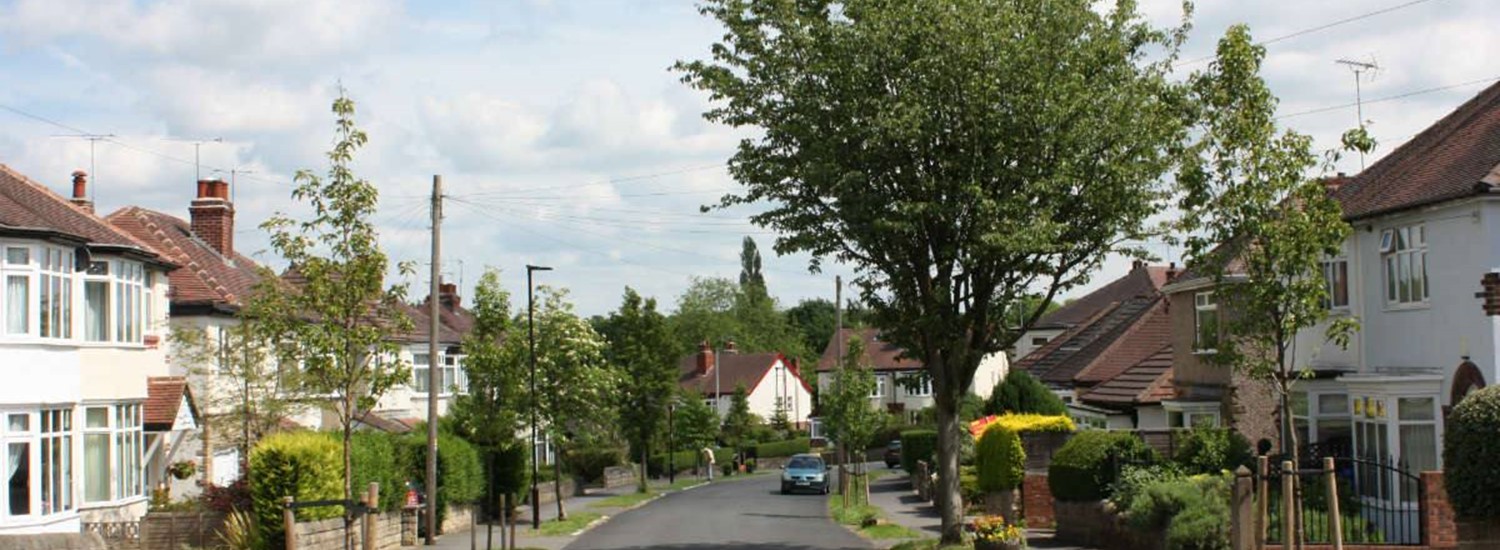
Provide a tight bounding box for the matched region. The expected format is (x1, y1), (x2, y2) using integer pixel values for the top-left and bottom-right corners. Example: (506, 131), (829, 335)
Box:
(1109, 463), (1183, 509)
(400, 432), (484, 531)
(351, 431), (405, 511)
(755, 438), (811, 458)
(1445, 385), (1500, 520)
(564, 447), (623, 483)
(1047, 430), (1155, 502)
(975, 425), (1024, 492)
(959, 465), (982, 509)
(488, 444), (528, 496)
(646, 450), (700, 477)
(1123, 474), (1230, 550)
(899, 430), (939, 474)
(250, 431), (342, 550)
(1172, 426), (1252, 475)
(985, 370), (1069, 416)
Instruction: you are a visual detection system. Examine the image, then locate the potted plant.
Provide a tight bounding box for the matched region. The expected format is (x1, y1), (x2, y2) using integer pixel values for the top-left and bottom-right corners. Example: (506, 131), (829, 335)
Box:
(1446, 386), (1500, 548)
(971, 515), (1024, 550)
(168, 460), (197, 480)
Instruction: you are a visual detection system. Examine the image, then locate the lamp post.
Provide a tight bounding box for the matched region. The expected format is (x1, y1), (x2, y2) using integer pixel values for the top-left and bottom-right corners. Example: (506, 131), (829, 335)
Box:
(526, 264), (551, 530)
(667, 399), (677, 484)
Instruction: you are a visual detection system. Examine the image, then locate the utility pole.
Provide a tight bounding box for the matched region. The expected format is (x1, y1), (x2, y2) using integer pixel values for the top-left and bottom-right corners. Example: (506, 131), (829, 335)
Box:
(426, 175), (442, 545)
(1336, 58), (1379, 169)
(834, 275), (844, 497)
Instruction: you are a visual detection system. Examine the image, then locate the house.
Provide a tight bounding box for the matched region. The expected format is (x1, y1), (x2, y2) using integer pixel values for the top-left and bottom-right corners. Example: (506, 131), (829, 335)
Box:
(814, 327), (1009, 424)
(0, 166), (177, 533)
(1168, 81), (1500, 480)
(1013, 261), (1172, 360)
(678, 341), (814, 428)
(367, 284), (476, 426)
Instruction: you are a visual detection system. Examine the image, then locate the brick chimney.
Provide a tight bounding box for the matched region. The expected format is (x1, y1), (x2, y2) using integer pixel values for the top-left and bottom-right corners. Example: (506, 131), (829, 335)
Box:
(439, 282), (460, 310)
(696, 341), (714, 376)
(723, 340), (738, 354)
(1323, 173), (1350, 195)
(70, 170), (92, 213)
(189, 178), (234, 257)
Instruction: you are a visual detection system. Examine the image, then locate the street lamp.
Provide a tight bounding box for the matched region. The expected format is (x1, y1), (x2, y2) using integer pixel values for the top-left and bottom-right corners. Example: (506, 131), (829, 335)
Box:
(526, 264), (552, 530)
(667, 398), (678, 484)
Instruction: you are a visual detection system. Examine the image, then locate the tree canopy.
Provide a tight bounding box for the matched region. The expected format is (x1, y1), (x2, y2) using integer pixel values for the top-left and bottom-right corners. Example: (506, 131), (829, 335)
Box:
(606, 287), (679, 491)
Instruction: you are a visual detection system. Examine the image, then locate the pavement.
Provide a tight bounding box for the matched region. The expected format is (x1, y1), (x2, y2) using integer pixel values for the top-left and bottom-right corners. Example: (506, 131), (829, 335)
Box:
(862, 463), (1094, 550)
(427, 475), (694, 550)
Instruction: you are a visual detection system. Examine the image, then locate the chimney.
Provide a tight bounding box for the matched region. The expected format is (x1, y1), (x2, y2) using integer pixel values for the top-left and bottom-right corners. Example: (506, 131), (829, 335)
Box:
(70, 171), (93, 213)
(189, 178), (234, 257)
(723, 340), (738, 354)
(1323, 173), (1350, 195)
(1131, 259), (1145, 270)
(439, 282), (460, 309)
(696, 341), (714, 376)
(1166, 261), (1178, 280)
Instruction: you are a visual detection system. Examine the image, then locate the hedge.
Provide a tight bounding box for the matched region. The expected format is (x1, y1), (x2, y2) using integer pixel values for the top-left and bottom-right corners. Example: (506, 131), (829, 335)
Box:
(1048, 430), (1156, 502)
(351, 431), (406, 511)
(1122, 473), (1231, 550)
(1172, 426), (1251, 475)
(754, 438), (811, 458)
(975, 425), (1025, 492)
(985, 369), (1069, 416)
(401, 431), (484, 531)
(565, 447), (623, 484)
(250, 431), (342, 550)
(647, 447), (734, 477)
(1444, 385), (1500, 519)
(988, 413), (1076, 434)
(900, 430), (939, 474)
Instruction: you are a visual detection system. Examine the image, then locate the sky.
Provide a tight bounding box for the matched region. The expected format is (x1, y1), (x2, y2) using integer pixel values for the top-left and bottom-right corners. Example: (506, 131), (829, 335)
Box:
(0, 0), (1494, 317)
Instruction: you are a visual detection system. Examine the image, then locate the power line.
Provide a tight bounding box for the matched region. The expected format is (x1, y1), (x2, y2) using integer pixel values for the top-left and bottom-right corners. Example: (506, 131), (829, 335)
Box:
(1277, 74), (1500, 120)
(1174, 0), (1442, 69)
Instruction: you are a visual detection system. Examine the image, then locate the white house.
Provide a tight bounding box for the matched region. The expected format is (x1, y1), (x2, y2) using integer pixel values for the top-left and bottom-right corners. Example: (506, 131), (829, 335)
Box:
(0, 166), (177, 533)
(678, 341), (814, 427)
(814, 328), (1009, 424)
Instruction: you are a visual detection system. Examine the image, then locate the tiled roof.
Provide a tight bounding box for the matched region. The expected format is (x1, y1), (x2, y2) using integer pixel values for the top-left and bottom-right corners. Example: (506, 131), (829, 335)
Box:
(1079, 344), (1175, 408)
(0, 164), (162, 253)
(1073, 300), (1171, 385)
(144, 376), (197, 432)
(1021, 296), (1157, 385)
(679, 351), (810, 397)
(1336, 80), (1500, 220)
(815, 327), (924, 372)
(397, 303), (472, 345)
(105, 207), (263, 309)
(1034, 265), (1171, 329)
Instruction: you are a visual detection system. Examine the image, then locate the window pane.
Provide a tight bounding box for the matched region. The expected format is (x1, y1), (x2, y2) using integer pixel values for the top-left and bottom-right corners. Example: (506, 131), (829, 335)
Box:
(9, 442), (29, 515)
(5, 247), (28, 265)
(1419, 252), (1428, 300)
(1385, 258), (1397, 301)
(85, 281), (108, 342)
(84, 434), (108, 502)
(1399, 424), (1437, 502)
(85, 408), (108, 429)
(8, 414), (28, 432)
(5, 276), (26, 334)
(1318, 394), (1348, 415)
(1399, 397), (1435, 421)
(1334, 262), (1349, 307)
(414, 367), (429, 393)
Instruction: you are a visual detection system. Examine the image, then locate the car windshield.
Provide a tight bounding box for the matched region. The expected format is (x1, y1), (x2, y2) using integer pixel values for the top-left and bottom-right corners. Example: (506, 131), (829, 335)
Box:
(786, 457), (823, 470)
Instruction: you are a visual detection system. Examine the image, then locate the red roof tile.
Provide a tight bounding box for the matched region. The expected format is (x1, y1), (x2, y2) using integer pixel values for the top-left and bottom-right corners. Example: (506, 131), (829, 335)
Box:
(1022, 296), (1157, 385)
(815, 327), (924, 372)
(1034, 264), (1171, 329)
(1337, 80), (1500, 220)
(1073, 300), (1171, 385)
(679, 351), (810, 397)
(0, 164), (164, 255)
(144, 376), (198, 431)
(1079, 345), (1175, 408)
(105, 207), (263, 309)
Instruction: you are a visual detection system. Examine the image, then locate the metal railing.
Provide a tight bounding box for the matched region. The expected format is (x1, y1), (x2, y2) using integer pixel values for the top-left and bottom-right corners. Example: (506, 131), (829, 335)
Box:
(1257, 455), (1424, 546)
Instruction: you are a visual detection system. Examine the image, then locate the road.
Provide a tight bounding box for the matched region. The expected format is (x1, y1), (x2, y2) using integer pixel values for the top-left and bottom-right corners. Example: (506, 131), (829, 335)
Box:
(565, 473), (873, 550)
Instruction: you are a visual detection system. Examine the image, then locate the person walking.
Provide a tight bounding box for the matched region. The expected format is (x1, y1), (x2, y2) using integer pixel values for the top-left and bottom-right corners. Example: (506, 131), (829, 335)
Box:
(702, 446), (716, 481)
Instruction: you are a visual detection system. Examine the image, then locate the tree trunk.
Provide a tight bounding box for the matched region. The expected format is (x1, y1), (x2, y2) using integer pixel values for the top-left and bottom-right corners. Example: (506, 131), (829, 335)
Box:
(639, 442), (649, 494)
(342, 411), (355, 550)
(553, 450), (565, 520)
(935, 401), (964, 544)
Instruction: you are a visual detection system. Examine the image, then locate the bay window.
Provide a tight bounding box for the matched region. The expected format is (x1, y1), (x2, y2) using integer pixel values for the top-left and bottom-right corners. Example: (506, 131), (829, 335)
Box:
(415, 352), (467, 394)
(904, 373), (932, 397)
(0, 409), (72, 519)
(83, 404), (143, 503)
(1381, 224), (1428, 306)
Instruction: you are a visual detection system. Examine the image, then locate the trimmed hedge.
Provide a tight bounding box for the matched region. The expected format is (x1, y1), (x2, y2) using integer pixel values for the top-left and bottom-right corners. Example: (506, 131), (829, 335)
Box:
(985, 370), (1069, 416)
(351, 431), (405, 511)
(1122, 473), (1231, 550)
(755, 438), (811, 458)
(900, 430), (939, 474)
(1444, 385), (1500, 519)
(988, 413), (1076, 434)
(975, 425), (1025, 492)
(1048, 430), (1156, 502)
(250, 431), (342, 550)
(565, 447), (623, 483)
(1172, 426), (1251, 475)
(401, 432), (484, 531)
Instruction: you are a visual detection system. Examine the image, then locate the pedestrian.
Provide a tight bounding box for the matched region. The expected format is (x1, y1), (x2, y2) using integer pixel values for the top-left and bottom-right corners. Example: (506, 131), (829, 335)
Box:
(702, 446), (716, 481)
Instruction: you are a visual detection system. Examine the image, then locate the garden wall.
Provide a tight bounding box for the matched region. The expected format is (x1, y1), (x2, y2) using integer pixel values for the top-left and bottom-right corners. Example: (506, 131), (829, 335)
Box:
(1053, 500), (1162, 550)
(140, 511), (227, 549)
(291, 512), (402, 550)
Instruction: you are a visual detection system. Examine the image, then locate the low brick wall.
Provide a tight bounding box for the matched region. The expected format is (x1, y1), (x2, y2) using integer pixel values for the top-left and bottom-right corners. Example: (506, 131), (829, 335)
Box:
(531, 478), (581, 506)
(140, 511), (227, 549)
(291, 512), (401, 550)
(1022, 473), (1054, 528)
(600, 466), (636, 489)
(1053, 500), (1162, 550)
(0, 533), (109, 549)
(440, 505), (474, 534)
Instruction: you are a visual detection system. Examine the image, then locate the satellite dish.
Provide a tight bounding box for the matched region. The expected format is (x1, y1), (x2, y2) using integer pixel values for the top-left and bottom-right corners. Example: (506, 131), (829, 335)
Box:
(74, 247), (92, 272)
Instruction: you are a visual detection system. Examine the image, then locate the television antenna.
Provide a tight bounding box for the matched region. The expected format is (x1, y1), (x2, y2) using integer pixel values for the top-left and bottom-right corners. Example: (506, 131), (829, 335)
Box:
(1336, 57), (1380, 168)
(50, 133), (115, 203)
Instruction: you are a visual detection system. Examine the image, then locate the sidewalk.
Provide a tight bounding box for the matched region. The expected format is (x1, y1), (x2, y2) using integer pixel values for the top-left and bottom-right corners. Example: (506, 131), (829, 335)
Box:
(429, 474), (712, 550)
(863, 467), (1094, 550)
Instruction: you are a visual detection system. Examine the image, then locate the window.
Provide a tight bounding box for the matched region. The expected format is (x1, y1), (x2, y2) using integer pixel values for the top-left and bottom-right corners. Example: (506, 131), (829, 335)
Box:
(1194, 292), (1218, 352)
(38, 248), (72, 339)
(1031, 337), (1048, 346)
(904, 374), (932, 397)
(1382, 225), (1428, 306)
(84, 263), (109, 342)
(869, 375), (886, 398)
(1396, 397), (1437, 502)
(38, 410), (69, 515)
(412, 353), (430, 393)
(0, 409), (73, 518)
(83, 404), (142, 503)
(114, 261), (145, 343)
(3, 246), (32, 336)
(446, 354), (467, 394)
(1322, 260), (1349, 309)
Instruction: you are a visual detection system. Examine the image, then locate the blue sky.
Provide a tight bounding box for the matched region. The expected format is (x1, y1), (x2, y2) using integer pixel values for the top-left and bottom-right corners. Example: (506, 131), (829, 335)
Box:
(0, 0), (1494, 316)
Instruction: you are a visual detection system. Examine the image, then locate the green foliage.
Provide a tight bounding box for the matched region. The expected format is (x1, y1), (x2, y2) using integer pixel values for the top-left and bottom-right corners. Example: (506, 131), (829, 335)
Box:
(975, 426), (1025, 492)
(668, 277), (805, 359)
(900, 430), (939, 474)
(1122, 474), (1230, 550)
(449, 269), (525, 449)
(958, 466), (982, 510)
(399, 431), (484, 530)
(250, 432), (342, 550)
(564, 447), (623, 483)
(1048, 430), (1156, 502)
(350, 431), (404, 511)
(1444, 385), (1500, 519)
(487, 444), (529, 498)
(754, 438), (811, 458)
(1172, 426), (1252, 475)
(1109, 463), (1184, 510)
(985, 370), (1068, 416)
(218, 509), (261, 550)
(606, 287), (678, 489)
(672, 389), (720, 451)
(821, 336), (888, 458)
(168, 322), (295, 455)
(783, 298), (867, 360)
(722, 384), (756, 449)
(985, 414), (1076, 434)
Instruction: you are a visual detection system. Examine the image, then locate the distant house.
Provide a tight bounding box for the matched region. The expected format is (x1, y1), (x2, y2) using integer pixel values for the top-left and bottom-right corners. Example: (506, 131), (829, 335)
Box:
(1013, 261), (1172, 360)
(678, 341), (814, 428)
(0, 166), (178, 533)
(814, 327), (1009, 424)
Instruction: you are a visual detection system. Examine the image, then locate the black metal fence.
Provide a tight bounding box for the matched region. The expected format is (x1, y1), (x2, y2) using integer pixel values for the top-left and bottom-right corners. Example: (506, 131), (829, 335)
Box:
(1258, 455), (1424, 546)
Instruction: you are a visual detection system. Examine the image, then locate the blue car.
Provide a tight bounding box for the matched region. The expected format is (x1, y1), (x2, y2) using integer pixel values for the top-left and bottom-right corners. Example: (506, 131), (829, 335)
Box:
(779, 454), (830, 495)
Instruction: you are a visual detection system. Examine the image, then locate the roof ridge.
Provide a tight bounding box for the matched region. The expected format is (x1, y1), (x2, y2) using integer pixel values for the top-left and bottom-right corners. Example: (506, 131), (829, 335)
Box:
(0, 164), (162, 254)
(126, 207), (240, 306)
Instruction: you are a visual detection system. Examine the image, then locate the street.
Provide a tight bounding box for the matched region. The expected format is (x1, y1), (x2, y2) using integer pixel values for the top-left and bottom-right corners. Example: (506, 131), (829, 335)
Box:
(565, 474), (872, 550)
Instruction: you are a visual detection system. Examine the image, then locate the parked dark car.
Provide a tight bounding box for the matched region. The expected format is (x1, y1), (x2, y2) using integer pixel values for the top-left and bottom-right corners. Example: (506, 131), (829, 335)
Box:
(779, 454), (830, 495)
(884, 440), (902, 469)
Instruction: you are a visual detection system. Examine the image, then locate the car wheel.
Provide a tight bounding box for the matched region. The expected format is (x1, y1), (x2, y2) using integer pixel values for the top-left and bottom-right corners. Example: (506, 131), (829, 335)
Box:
(780, 484), (789, 495)
(822, 485), (830, 495)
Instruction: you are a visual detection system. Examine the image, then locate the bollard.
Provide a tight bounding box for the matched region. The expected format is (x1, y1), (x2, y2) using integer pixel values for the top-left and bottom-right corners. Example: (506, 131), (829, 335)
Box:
(1232, 466), (1255, 550)
(1325, 457), (1343, 550)
(1281, 461), (1294, 550)
(365, 483), (380, 550)
(284, 496), (297, 550)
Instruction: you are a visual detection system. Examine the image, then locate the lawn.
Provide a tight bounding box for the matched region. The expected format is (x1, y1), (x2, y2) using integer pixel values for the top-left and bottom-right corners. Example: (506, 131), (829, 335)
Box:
(532, 512), (603, 537)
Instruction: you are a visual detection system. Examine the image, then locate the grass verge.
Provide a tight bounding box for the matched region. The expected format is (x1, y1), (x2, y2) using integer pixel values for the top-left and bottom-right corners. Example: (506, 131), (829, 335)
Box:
(588, 491), (658, 509)
(827, 469), (920, 540)
(888, 540), (968, 550)
(533, 512), (603, 537)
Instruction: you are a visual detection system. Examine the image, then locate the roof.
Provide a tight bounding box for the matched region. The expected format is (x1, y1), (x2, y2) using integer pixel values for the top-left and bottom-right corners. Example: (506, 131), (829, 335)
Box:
(1019, 296), (1158, 386)
(396, 301), (474, 345)
(678, 351), (811, 397)
(1033, 264), (1171, 330)
(1079, 344), (1175, 408)
(0, 164), (165, 257)
(1072, 300), (1171, 385)
(815, 327), (924, 372)
(144, 376), (199, 432)
(105, 206), (264, 311)
(1336, 80), (1500, 220)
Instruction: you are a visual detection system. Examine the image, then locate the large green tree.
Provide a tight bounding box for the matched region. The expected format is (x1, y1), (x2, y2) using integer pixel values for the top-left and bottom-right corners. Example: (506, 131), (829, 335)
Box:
(605, 288), (679, 492)
(668, 276), (804, 359)
(672, 389), (721, 453)
(784, 298), (868, 359)
(1176, 26), (1363, 546)
(247, 91), (414, 548)
(447, 269), (528, 483)
(677, 0), (1188, 540)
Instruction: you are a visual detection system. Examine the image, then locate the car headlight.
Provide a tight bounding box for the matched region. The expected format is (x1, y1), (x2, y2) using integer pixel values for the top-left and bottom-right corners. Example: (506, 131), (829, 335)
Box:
(810, 473), (825, 482)
(782, 472), (793, 481)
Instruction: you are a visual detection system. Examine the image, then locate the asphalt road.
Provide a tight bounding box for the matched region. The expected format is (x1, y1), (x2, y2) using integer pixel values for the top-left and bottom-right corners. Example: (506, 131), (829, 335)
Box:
(565, 473), (873, 550)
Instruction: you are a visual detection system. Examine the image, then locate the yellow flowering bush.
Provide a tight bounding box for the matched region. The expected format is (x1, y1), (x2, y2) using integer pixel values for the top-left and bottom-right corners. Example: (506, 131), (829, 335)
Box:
(989, 413), (1076, 434)
(971, 514), (1024, 543)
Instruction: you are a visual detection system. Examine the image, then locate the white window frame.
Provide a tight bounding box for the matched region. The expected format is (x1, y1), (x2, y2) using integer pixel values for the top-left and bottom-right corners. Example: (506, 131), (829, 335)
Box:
(37, 248), (71, 340)
(904, 373), (932, 397)
(112, 261), (145, 344)
(3, 245), (34, 336)
(1193, 291), (1218, 353)
(412, 352), (431, 393)
(869, 374), (886, 399)
(1321, 259), (1350, 310)
(1381, 224), (1428, 308)
(81, 403), (143, 505)
(1164, 401), (1221, 429)
(82, 262), (110, 343)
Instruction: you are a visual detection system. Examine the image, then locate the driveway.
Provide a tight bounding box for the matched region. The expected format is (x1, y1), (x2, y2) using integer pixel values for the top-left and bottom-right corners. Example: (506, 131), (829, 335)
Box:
(565, 473), (872, 550)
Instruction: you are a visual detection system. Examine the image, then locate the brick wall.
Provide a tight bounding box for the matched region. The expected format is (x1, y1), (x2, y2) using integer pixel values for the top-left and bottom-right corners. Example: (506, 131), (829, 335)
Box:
(441, 505), (475, 534)
(291, 512), (402, 550)
(1022, 473), (1054, 528)
(1053, 500), (1161, 550)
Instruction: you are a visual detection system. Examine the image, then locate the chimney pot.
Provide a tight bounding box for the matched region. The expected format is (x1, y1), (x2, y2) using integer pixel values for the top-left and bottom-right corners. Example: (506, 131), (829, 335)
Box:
(724, 340), (738, 354)
(438, 282), (460, 309)
(69, 170), (93, 213)
(190, 178), (235, 257)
